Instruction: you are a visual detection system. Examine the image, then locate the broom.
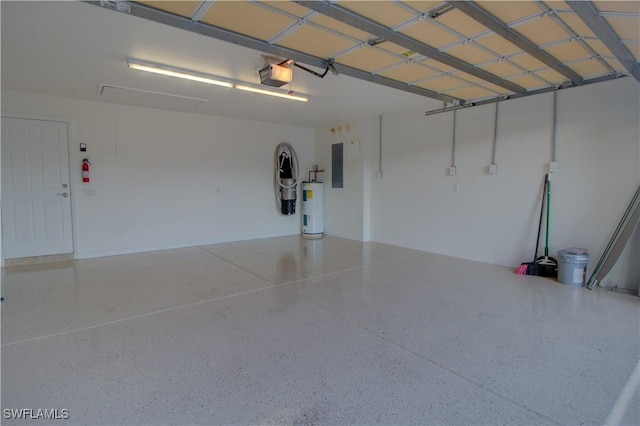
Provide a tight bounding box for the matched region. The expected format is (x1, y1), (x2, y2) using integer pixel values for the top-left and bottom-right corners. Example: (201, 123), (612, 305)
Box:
(515, 175), (547, 275)
(535, 173), (558, 277)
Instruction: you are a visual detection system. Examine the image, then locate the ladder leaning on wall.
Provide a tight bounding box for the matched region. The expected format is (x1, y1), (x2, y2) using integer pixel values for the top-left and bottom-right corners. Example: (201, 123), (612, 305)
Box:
(587, 184), (640, 289)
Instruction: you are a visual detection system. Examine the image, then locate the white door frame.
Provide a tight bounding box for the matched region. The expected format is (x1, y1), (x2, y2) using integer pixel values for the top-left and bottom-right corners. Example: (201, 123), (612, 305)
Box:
(1, 114), (77, 266)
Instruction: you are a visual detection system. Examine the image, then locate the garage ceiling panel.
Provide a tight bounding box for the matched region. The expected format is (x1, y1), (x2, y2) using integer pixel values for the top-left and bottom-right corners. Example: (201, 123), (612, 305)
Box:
(475, 1), (542, 24)
(277, 25), (356, 59)
(263, 0), (310, 18)
(557, 13), (596, 38)
(603, 16), (640, 41)
(379, 63), (439, 83)
(446, 85), (495, 100)
(569, 58), (610, 78)
(545, 1), (570, 9)
(474, 34), (522, 56)
(400, 1), (442, 13)
(417, 76), (467, 92)
(626, 42), (640, 61)
(585, 38), (614, 58)
(604, 58), (628, 73)
(508, 74), (546, 89)
(436, 9), (490, 37)
(482, 82), (511, 94)
(593, 1), (640, 13)
(338, 47), (403, 72)
(338, 1), (415, 28)
(399, 21), (461, 49)
(544, 42), (591, 63)
(377, 41), (417, 56)
(535, 68), (568, 84)
(445, 44), (496, 65)
(508, 54), (548, 72)
(421, 60), (456, 74)
(479, 61), (523, 78)
(311, 14), (372, 41)
(201, 1), (295, 41)
(514, 16), (571, 46)
(137, 1), (199, 18)
(454, 71), (488, 85)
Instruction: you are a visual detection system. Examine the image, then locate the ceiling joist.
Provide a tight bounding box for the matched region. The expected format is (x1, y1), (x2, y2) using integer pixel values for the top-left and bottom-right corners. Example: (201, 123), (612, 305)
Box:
(447, 0), (584, 86)
(87, 1), (463, 104)
(567, 0), (640, 83)
(292, 0), (527, 95)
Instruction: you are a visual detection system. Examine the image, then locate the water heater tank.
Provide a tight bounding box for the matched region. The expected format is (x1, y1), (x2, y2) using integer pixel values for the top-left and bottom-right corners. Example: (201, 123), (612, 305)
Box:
(302, 182), (324, 239)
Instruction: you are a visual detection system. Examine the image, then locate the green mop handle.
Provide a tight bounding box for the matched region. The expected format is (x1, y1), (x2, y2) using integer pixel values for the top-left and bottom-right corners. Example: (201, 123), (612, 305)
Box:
(545, 174), (551, 257)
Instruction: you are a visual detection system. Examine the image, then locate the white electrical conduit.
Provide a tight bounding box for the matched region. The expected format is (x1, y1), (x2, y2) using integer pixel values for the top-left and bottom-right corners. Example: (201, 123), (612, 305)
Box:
(492, 102), (499, 166)
(378, 115), (383, 176)
(451, 110), (457, 174)
(273, 142), (299, 215)
(551, 91), (558, 163)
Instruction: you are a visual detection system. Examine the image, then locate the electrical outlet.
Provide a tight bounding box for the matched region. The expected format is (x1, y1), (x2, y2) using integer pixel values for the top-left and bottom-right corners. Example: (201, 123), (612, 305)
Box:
(489, 164), (497, 175)
(549, 161), (558, 173)
(449, 166), (456, 176)
(375, 170), (383, 179)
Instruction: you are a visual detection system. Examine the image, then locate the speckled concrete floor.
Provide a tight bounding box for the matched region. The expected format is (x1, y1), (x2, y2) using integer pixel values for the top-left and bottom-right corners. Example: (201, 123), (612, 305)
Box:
(2, 236), (638, 425)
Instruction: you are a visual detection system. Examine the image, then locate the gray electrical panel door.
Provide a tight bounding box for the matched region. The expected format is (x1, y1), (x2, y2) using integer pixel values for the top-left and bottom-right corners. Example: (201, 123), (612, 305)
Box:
(332, 143), (343, 188)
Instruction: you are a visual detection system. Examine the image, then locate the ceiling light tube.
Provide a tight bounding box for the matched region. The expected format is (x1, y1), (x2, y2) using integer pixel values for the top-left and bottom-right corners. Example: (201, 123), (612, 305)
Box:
(128, 59), (233, 88)
(235, 85), (309, 102)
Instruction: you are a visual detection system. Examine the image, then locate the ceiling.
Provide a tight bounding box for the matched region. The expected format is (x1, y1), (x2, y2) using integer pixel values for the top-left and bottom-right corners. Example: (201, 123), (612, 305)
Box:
(2, 1), (638, 127)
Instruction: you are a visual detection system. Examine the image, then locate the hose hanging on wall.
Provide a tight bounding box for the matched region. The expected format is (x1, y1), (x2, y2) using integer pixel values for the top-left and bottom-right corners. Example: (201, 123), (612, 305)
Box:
(274, 142), (299, 215)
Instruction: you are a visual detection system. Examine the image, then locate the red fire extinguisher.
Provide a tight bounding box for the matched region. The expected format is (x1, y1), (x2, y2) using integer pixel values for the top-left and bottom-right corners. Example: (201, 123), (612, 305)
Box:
(82, 158), (91, 183)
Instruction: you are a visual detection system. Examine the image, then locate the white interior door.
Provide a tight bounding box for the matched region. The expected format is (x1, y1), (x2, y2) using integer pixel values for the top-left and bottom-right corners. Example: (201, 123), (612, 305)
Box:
(1, 117), (73, 259)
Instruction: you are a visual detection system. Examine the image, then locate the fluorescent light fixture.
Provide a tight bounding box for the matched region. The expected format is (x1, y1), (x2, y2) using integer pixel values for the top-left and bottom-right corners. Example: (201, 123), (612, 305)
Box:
(128, 59), (233, 88)
(235, 85), (309, 102)
(127, 59), (309, 102)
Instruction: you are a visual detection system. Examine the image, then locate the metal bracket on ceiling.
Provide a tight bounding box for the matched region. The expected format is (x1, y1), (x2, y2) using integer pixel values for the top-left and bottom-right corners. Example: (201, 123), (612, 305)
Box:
(428, 3), (455, 19)
(368, 38), (386, 46)
(326, 58), (339, 76)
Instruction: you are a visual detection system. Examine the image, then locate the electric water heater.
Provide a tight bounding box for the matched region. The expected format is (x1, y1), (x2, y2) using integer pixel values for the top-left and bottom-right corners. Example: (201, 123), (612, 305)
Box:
(302, 182), (324, 239)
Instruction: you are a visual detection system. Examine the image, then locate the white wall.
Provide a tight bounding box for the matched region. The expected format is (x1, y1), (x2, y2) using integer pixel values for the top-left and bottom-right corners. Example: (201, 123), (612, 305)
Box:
(314, 117), (377, 241)
(2, 90), (314, 260)
(317, 78), (638, 288)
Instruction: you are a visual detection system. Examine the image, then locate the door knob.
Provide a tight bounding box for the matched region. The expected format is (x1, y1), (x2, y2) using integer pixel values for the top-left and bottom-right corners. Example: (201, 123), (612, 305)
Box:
(62, 184), (68, 188)
(57, 192), (69, 197)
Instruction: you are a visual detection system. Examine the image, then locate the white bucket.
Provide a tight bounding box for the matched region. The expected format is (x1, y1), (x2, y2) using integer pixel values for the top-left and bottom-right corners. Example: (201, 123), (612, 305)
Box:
(557, 248), (589, 286)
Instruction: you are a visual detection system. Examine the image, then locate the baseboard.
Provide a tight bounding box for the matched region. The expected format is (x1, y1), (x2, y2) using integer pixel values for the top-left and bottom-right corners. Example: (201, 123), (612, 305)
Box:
(3, 253), (74, 267)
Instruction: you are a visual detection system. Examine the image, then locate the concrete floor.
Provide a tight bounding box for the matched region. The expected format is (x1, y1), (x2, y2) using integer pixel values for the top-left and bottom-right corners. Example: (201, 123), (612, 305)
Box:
(1, 236), (638, 425)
